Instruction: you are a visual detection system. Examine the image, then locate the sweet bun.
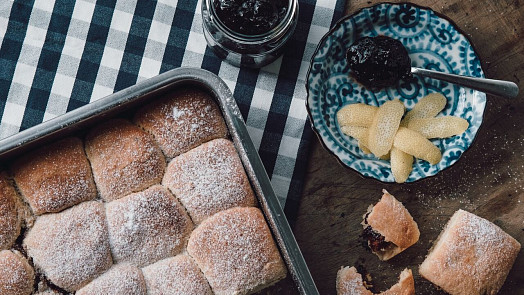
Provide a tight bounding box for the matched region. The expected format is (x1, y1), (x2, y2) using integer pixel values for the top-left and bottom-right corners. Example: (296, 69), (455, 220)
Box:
(187, 207), (287, 295)
(0, 250), (34, 295)
(85, 119), (166, 201)
(0, 173), (20, 250)
(362, 190), (419, 260)
(380, 268), (415, 295)
(336, 267), (414, 295)
(11, 137), (96, 215)
(419, 209), (521, 295)
(134, 87), (228, 158)
(163, 138), (256, 224)
(34, 291), (60, 295)
(76, 264), (147, 295)
(24, 201), (113, 291)
(142, 254), (212, 295)
(336, 266), (372, 295)
(105, 185), (193, 267)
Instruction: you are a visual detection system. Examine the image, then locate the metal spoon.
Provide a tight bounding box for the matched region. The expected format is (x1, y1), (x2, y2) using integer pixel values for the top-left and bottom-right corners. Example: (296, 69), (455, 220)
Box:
(411, 67), (519, 98)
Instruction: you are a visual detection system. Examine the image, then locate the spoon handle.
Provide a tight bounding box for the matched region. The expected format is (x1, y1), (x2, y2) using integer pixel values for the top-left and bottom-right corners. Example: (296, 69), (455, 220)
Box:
(411, 67), (519, 98)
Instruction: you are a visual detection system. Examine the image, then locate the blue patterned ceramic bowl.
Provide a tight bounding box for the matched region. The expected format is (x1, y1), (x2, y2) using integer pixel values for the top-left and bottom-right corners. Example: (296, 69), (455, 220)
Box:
(306, 3), (486, 183)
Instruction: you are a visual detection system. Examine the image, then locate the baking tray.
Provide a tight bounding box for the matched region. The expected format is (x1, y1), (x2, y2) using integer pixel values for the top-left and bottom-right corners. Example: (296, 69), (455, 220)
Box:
(0, 67), (319, 295)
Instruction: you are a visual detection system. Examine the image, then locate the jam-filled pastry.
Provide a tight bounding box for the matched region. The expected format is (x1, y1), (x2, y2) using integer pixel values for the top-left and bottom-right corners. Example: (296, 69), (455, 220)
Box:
(361, 190), (419, 261)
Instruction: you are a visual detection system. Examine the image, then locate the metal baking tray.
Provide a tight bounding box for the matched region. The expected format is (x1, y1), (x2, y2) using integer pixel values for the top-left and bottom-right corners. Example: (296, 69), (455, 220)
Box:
(0, 67), (319, 295)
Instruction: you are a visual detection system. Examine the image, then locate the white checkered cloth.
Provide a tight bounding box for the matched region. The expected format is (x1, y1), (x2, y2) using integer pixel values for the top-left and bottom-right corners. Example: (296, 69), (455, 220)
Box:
(0, 0), (345, 221)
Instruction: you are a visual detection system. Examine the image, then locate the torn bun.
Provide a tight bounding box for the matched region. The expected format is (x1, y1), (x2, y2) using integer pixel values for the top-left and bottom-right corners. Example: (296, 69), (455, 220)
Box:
(362, 190), (419, 260)
(336, 266), (414, 295)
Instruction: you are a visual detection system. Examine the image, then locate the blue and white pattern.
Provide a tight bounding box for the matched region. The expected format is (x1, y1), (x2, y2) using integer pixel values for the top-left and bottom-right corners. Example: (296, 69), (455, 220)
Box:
(307, 3), (486, 183)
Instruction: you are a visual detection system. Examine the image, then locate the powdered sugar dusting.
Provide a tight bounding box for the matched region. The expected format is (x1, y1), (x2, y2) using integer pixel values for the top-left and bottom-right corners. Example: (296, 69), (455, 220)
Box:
(134, 88), (228, 158)
(420, 210), (521, 294)
(187, 207), (287, 294)
(163, 138), (256, 224)
(0, 250), (34, 295)
(105, 185), (193, 267)
(76, 264), (147, 295)
(12, 137), (97, 215)
(142, 254), (212, 295)
(85, 119), (165, 202)
(24, 201), (113, 292)
(336, 266), (372, 295)
(172, 107), (185, 119)
(0, 175), (20, 250)
(35, 290), (60, 295)
(5, 87), (289, 294)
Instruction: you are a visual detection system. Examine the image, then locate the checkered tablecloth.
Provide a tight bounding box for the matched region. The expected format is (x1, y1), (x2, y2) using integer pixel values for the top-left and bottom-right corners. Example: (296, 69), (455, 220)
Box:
(0, 0), (345, 222)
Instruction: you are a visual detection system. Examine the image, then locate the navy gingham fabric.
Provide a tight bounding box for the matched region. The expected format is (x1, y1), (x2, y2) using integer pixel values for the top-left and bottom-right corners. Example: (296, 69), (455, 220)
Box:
(0, 0), (345, 222)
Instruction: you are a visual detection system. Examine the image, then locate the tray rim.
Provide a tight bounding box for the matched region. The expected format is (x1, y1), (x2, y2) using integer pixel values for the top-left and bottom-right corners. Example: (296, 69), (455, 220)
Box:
(0, 67), (319, 295)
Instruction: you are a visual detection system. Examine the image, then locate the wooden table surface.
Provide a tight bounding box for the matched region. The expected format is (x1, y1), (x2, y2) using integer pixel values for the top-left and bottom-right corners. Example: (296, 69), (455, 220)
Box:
(292, 1), (524, 294)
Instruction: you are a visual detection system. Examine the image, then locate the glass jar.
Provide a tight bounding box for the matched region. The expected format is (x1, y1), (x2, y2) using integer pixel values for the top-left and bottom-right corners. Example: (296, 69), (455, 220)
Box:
(201, 0), (299, 68)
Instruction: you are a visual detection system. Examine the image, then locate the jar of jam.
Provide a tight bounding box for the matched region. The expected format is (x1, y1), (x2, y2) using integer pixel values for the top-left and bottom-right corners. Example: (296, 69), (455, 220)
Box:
(202, 0), (298, 68)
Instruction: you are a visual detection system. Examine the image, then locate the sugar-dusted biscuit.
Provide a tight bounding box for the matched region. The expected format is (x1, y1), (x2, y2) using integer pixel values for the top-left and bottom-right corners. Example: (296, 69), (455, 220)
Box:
(134, 87), (228, 158)
(105, 185), (193, 267)
(12, 137), (96, 215)
(163, 138), (256, 224)
(0, 173), (20, 250)
(187, 207), (287, 295)
(85, 119), (166, 201)
(76, 264), (147, 295)
(419, 209), (521, 295)
(24, 201), (113, 291)
(142, 254), (212, 295)
(0, 250), (34, 295)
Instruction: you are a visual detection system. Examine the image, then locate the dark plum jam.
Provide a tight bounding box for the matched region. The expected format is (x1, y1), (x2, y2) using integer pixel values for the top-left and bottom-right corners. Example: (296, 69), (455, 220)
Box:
(213, 0), (288, 35)
(346, 36), (413, 89)
(362, 225), (393, 252)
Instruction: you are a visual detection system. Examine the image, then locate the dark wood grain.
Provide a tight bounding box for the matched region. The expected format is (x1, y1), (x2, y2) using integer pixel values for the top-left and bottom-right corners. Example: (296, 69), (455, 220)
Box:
(293, 1), (524, 294)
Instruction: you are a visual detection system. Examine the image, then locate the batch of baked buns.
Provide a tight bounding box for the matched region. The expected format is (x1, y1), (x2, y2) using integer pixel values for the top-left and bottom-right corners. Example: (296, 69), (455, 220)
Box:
(0, 88), (288, 295)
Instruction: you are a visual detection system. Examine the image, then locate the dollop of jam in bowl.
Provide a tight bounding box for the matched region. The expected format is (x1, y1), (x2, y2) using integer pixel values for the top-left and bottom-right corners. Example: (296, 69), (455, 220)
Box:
(213, 0), (288, 36)
(346, 36), (413, 89)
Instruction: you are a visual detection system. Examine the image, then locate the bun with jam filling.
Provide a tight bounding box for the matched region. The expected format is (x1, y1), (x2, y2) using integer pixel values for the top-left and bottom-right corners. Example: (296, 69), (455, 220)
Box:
(362, 190), (419, 260)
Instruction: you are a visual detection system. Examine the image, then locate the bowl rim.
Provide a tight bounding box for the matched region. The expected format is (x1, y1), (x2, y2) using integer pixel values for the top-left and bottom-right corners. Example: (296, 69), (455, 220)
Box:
(305, 2), (488, 184)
